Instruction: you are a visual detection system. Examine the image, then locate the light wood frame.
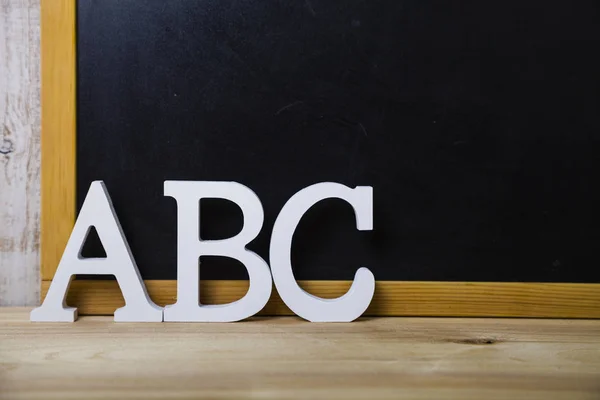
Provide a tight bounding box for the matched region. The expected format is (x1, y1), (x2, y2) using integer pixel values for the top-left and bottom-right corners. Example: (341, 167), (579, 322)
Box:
(41, 0), (600, 317)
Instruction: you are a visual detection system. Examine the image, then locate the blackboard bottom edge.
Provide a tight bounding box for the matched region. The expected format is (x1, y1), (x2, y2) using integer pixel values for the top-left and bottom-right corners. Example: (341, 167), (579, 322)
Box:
(41, 280), (600, 318)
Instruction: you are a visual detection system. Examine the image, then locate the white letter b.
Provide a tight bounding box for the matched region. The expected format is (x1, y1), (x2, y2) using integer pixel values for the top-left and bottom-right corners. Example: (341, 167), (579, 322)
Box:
(163, 181), (272, 322)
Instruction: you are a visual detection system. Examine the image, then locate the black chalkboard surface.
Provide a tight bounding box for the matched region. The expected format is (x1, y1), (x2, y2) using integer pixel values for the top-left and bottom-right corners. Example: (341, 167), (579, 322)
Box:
(76, 0), (600, 283)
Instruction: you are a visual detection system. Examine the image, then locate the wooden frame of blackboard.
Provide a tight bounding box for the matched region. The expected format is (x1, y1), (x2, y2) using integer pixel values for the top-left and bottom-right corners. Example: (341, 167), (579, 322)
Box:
(40, 0), (600, 318)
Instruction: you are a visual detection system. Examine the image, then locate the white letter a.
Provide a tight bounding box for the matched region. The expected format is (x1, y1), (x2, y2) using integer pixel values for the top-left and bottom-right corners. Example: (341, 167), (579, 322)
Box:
(30, 181), (163, 322)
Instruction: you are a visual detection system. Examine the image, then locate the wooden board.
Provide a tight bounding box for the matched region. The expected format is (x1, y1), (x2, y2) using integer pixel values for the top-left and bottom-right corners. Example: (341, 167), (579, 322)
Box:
(2, 308), (600, 399)
(40, 0), (600, 316)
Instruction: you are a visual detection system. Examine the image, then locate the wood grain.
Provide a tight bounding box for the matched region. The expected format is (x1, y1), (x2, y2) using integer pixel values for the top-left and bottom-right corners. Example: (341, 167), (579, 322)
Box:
(0, 0), (41, 306)
(40, 0), (76, 281)
(41, 279), (600, 318)
(1, 308), (599, 400)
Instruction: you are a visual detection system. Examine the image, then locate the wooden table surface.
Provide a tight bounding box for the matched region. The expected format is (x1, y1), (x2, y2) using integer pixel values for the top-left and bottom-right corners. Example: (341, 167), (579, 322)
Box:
(1, 308), (599, 400)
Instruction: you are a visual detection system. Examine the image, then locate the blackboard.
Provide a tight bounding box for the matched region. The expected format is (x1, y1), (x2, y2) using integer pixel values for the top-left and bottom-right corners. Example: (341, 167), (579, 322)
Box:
(75, 0), (600, 284)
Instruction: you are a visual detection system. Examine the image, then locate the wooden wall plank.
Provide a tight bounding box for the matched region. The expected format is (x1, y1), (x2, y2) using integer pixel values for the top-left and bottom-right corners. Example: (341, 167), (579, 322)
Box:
(0, 0), (41, 306)
(41, 280), (600, 318)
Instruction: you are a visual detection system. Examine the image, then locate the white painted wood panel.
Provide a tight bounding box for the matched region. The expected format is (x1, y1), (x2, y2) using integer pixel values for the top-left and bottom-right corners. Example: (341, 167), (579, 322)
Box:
(0, 0), (40, 305)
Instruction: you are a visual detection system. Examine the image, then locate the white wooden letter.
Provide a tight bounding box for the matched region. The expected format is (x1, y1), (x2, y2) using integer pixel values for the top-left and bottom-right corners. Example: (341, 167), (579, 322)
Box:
(30, 181), (163, 322)
(163, 181), (272, 322)
(270, 183), (375, 322)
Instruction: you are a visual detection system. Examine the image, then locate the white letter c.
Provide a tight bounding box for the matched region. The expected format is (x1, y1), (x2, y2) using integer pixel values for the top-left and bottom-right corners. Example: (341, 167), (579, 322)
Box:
(270, 183), (375, 322)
